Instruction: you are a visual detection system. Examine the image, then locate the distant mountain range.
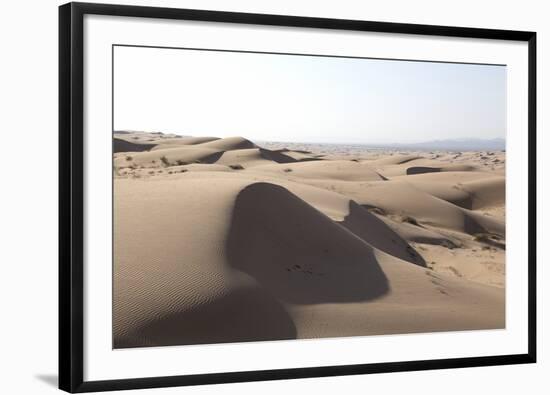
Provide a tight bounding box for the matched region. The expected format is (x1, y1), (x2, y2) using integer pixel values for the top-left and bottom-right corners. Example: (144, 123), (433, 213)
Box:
(377, 138), (505, 152)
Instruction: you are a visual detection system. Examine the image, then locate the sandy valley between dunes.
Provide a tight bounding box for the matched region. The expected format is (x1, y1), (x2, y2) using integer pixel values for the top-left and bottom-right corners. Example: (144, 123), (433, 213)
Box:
(113, 131), (506, 348)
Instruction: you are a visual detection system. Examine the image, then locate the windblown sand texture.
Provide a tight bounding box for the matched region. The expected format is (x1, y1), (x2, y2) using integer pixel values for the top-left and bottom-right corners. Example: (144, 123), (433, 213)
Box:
(113, 132), (506, 348)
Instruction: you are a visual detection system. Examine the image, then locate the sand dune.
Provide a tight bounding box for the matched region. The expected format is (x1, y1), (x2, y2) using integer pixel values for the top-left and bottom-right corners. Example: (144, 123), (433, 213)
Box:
(199, 136), (257, 151)
(113, 133), (506, 348)
(252, 160), (386, 181)
(149, 136), (221, 150)
(375, 161), (479, 177)
(113, 137), (157, 153)
(114, 146), (224, 168)
(299, 179), (504, 236)
(215, 148), (298, 168)
(393, 173), (505, 210)
(370, 154), (423, 165)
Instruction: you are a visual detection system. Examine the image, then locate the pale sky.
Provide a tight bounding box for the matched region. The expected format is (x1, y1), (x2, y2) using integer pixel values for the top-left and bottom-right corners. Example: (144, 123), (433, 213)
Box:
(113, 45), (506, 145)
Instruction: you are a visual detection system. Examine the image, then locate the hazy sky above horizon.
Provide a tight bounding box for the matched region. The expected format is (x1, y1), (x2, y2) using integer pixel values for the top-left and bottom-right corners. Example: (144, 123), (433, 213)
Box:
(114, 46), (506, 145)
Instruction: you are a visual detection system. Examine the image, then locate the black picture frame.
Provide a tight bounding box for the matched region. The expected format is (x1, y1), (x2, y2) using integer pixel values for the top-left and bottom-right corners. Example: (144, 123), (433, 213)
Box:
(59, 2), (537, 393)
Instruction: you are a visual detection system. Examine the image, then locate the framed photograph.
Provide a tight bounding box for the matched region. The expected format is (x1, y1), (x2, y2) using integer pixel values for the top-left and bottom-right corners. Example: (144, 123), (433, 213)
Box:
(59, 2), (537, 393)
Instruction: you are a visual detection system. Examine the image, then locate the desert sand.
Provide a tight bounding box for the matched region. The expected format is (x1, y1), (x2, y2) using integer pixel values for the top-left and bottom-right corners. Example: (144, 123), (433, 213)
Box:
(113, 132), (505, 348)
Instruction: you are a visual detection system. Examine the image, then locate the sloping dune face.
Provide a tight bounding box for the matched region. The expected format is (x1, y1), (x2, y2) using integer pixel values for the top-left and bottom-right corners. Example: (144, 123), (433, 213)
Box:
(227, 183), (389, 304)
(114, 133), (506, 348)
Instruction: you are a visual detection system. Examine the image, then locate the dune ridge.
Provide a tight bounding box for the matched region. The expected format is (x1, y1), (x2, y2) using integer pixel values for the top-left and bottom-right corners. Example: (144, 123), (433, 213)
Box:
(114, 132), (506, 348)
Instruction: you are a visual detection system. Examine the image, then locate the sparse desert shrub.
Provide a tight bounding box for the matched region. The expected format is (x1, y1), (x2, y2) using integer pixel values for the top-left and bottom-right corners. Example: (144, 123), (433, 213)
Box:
(229, 164), (244, 170)
(440, 239), (459, 249)
(176, 160), (188, 166)
(473, 233), (492, 243)
(473, 233), (505, 250)
(473, 233), (502, 243)
(400, 215), (420, 226)
(125, 156), (133, 161)
(367, 207), (386, 216)
(148, 170), (155, 175)
(160, 156), (170, 166)
(283, 168), (293, 173)
(179, 169), (188, 173)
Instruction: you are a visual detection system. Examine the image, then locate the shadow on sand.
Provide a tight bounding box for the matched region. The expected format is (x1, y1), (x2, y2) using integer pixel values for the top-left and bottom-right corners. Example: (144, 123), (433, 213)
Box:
(226, 183), (389, 304)
(341, 201), (426, 267)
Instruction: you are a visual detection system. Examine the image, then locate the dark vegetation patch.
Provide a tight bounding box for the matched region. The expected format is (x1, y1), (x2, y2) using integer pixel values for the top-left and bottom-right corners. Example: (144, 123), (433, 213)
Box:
(473, 233), (505, 250)
(400, 215), (421, 226)
(439, 239), (460, 249)
(367, 207), (386, 216)
(160, 156), (170, 166)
